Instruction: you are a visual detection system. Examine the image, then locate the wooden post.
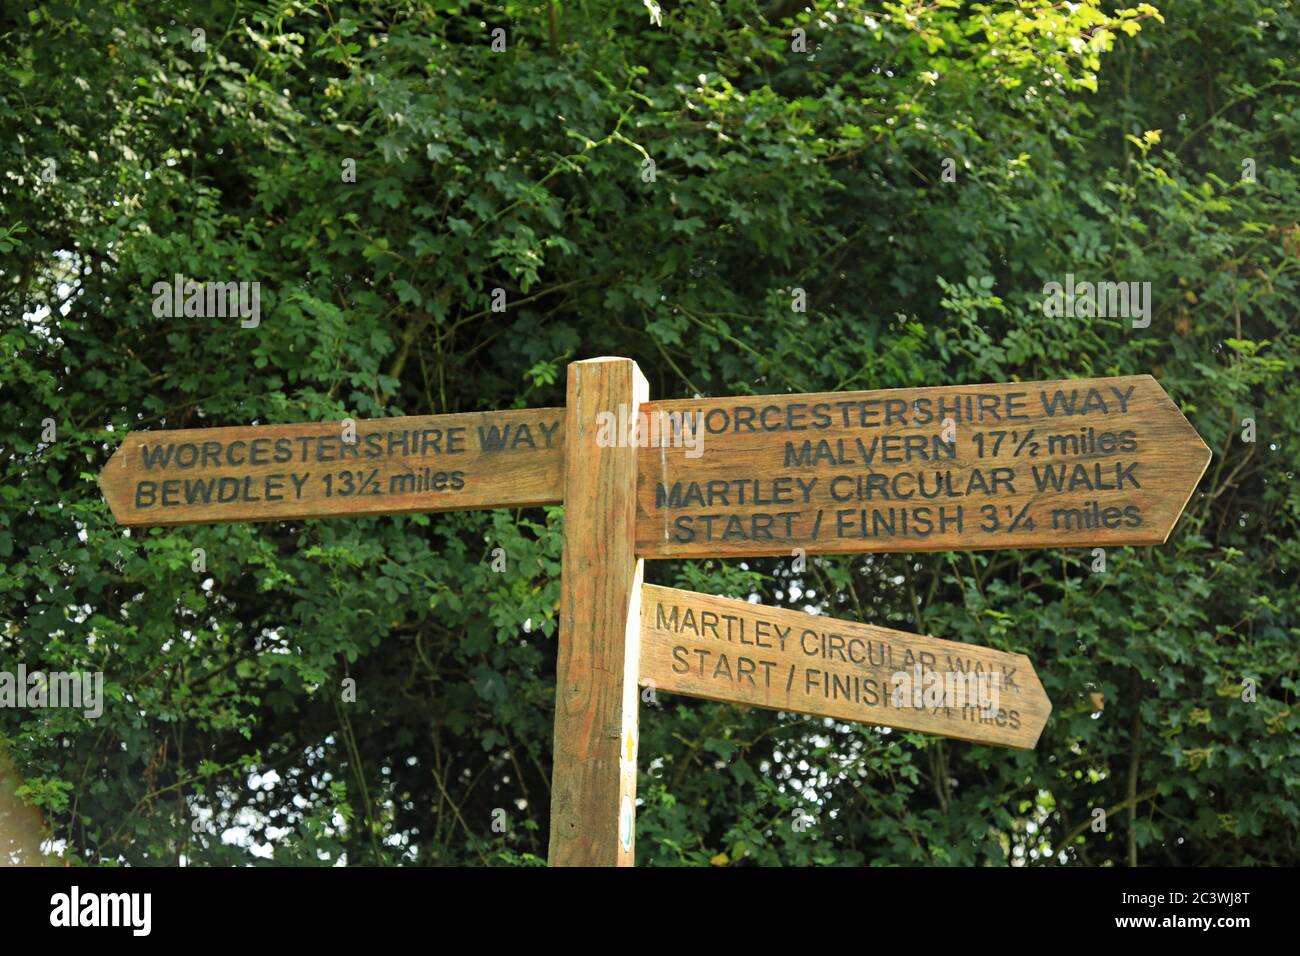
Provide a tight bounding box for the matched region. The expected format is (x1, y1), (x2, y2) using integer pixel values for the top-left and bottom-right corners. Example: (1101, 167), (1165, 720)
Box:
(548, 357), (646, 866)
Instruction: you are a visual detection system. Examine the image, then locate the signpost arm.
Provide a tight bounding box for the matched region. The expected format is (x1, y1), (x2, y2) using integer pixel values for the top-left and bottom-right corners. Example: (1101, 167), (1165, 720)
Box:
(548, 357), (646, 866)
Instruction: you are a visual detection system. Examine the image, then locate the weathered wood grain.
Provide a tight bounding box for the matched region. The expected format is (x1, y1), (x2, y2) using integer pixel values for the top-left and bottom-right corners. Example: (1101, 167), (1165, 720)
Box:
(98, 409), (564, 526)
(635, 375), (1211, 558)
(548, 359), (646, 867)
(640, 584), (1051, 749)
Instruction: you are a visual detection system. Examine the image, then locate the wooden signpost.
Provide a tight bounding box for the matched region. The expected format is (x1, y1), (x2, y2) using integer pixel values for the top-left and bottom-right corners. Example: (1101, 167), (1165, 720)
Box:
(548, 360), (644, 867)
(97, 359), (1211, 867)
(636, 376), (1211, 558)
(640, 584), (1050, 750)
(100, 409), (564, 526)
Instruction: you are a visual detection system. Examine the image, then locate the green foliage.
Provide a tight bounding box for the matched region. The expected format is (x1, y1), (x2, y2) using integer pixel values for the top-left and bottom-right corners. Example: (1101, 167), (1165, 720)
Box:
(1, 0), (1296, 865)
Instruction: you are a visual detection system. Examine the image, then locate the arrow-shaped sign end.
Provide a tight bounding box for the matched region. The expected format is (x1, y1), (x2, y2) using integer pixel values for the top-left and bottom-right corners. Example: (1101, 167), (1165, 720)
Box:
(1016, 652), (1053, 751)
(1151, 383), (1215, 545)
(98, 439), (141, 528)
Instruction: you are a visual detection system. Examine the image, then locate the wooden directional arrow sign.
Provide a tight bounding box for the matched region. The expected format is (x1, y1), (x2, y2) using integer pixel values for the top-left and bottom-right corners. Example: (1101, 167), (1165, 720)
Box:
(99, 409), (565, 527)
(639, 584), (1051, 749)
(635, 375), (1211, 558)
(91, 359), (1205, 861)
